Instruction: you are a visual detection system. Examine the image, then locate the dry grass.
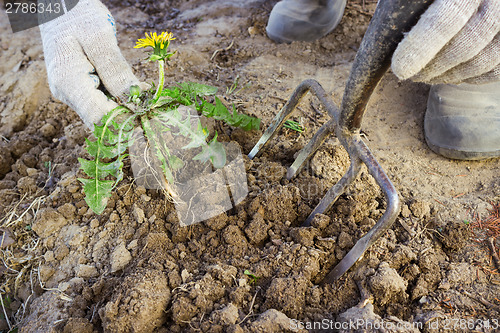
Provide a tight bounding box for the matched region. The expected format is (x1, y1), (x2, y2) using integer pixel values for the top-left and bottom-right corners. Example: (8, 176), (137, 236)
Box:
(470, 202), (500, 275)
(471, 202), (500, 241)
(0, 194), (45, 332)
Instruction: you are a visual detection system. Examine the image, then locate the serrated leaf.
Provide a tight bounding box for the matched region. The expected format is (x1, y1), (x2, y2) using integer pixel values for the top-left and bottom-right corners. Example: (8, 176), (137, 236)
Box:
(78, 178), (115, 215)
(193, 133), (226, 168)
(168, 154), (184, 171)
(79, 106), (134, 215)
(162, 163), (174, 184)
(78, 157), (124, 179)
(156, 110), (207, 150)
(160, 87), (193, 106)
(200, 98), (260, 131)
(84, 138), (117, 159)
(149, 54), (162, 61)
(93, 123), (118, 145)
(179, 82), (218, 97)
(151, 95), (175, 108)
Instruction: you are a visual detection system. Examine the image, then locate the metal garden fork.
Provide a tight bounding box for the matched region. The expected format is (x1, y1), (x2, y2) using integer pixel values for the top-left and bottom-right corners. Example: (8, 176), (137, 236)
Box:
(249, 0), (434, 284)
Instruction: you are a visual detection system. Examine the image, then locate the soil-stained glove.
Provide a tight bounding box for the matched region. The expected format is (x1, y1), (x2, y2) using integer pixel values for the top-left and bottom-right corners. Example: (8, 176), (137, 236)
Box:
(39, 0), (141, 129)
(392, 0), (500, 85)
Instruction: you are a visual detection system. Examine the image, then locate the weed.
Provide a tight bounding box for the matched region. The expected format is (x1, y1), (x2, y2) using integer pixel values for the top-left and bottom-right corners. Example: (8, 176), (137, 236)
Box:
(79, 32), (261, 214)
(284, 119), (305, 133)
(243, 270), (260, 284)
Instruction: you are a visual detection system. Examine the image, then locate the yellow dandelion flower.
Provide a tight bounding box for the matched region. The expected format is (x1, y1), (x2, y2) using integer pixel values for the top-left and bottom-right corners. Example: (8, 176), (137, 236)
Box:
(134, 31), (176, 50)
(135, 31), (176, 61)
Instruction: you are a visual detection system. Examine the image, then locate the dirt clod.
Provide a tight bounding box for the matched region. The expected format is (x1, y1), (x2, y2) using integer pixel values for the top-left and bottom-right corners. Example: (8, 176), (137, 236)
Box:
(99, 270), (171, 333)
(110, 243), (132, 273)
(210, 303), (239, 326)
(264, 276), (309, 318)
(32, 208), (68, 238)
(249, 309), (301, 333)
(369, 262), (408, 306)
(440, 221), (470, 252)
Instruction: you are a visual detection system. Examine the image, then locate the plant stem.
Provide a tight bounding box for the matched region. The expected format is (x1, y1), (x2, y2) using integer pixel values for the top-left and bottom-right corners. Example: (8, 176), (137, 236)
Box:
(153, 59), (165, 101)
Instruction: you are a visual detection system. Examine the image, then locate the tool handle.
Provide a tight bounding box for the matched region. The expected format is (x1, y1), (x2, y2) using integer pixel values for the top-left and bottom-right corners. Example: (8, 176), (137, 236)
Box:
(339, 0), (434, 132)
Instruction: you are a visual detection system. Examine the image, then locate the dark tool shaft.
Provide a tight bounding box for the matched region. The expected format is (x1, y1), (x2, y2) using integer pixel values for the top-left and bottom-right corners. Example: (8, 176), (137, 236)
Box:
(339, 0), (434, 132)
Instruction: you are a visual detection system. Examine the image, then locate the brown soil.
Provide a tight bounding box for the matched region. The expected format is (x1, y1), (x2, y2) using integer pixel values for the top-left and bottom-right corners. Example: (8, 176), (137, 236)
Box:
(1, 1), (500, 332)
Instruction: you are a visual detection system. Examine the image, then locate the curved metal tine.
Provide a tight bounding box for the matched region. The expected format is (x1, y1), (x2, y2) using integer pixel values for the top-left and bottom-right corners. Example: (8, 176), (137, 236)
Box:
(248, 80), (313, 159)
(303, 157), (362, 227)
(287, 119), (335, 180)
(320, 135), (400, 284)
(248, 79), (339, 160)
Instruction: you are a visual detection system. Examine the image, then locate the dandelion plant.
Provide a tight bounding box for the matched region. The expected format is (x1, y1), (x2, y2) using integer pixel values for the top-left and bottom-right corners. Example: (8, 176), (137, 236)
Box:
(78, 32), (260, 214)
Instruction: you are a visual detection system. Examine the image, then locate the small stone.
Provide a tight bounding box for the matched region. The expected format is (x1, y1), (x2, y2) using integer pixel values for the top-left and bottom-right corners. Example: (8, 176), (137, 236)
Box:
(110, 244), (132, 273)
(247, 26), (259, 36)
(64, 123), (86, 147)
(207, 264), (238, 286)
(127, 240), (138, 250)
(44, 250), (55, 262)
(58, 282), (70, 292)
(68, 185), (79, 193)
(223, 225), (247, 246)
(78, 207), (87, 216)
(338, 303), (382, 332)
(135, 185), (147, 196)
(438, 280), (451, 290)
(181, 269), (191, 283)
(132, 204), (145, 224)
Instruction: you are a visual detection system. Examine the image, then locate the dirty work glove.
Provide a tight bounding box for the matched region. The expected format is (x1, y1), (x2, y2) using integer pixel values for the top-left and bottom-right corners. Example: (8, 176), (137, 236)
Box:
(39, 0), (142, 129)
(391, 0), (500, 85)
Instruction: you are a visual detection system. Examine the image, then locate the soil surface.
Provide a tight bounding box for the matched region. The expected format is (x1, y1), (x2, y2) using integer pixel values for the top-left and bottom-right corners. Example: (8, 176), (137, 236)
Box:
(1, 1), (500, 332)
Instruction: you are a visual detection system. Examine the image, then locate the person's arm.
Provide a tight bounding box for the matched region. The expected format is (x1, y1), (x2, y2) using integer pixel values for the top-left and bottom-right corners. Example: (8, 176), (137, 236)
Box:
(39, 0), (143, 129)
(392, 0), (500, 85)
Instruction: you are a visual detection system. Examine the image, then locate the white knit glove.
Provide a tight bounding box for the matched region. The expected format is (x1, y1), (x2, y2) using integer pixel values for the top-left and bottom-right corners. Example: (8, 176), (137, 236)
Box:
(39, 0), (141, 129)
(392, 0), (500, 85)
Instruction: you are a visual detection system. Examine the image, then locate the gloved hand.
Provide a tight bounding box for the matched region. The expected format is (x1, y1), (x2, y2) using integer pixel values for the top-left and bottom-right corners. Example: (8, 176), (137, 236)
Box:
(392, 0), (500, 85)
(39, 0), (142, 129)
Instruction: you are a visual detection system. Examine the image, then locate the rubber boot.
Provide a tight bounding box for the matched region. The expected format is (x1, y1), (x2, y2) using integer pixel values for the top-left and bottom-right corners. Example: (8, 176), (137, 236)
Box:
(266, 0), (347, 43)
(425, 82), (500, 160)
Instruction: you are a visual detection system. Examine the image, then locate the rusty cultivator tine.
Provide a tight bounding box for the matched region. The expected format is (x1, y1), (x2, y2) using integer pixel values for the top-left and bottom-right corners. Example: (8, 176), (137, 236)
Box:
(249, 0), (434, 283)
